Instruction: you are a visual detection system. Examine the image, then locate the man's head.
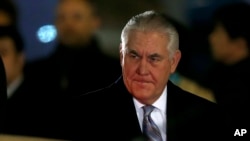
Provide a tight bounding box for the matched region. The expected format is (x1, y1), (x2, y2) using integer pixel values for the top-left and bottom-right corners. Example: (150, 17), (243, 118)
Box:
(54, 0), (101, 48)
(209, 2), (250, 65)
(120, 10), (181, 105)
(0, 26), (25, 86)
(0, 0), (18, 26)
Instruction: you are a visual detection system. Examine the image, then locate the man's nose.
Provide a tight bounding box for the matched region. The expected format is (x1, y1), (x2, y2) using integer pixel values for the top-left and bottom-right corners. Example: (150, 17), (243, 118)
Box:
(136, 58), (149, 75)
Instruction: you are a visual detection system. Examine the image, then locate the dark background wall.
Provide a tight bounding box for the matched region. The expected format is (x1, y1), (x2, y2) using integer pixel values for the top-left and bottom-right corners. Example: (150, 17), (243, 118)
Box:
(13, 0), (248, 62)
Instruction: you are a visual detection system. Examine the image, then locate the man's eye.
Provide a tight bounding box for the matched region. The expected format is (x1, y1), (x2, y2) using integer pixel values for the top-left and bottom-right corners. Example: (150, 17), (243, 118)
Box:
(149, 57), (160, 62)
(129, 53), (138, 59)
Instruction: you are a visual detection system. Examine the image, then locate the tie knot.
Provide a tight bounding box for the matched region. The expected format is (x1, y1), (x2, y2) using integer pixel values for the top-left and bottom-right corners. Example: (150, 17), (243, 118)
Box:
(143, 105), (155, 116)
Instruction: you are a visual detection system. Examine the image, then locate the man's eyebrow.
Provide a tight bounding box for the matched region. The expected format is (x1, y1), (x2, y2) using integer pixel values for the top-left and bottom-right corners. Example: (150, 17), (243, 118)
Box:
(127, 49), (163, 58)
(127, 48), (138, 54)
(149, 53), (161, 58)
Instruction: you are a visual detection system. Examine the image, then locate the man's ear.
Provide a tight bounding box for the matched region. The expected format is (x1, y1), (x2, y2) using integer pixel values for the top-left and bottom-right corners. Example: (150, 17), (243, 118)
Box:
(170, 50), (181, 73)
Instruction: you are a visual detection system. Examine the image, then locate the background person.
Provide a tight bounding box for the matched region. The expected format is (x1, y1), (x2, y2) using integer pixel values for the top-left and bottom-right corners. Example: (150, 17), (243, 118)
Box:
(0, 56), (7, 133)
(25, 0), (121, 97)
(200, 2), (250, 132)
(0, 0), (18, 26)
(0, 25), (62, 139)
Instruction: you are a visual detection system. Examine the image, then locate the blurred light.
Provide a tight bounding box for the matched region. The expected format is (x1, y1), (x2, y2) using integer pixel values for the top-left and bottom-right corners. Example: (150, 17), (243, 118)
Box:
(37, 25), (57, 43)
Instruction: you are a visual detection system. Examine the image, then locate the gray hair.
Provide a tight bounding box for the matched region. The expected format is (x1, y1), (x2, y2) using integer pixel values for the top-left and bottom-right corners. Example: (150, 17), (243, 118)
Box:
(120, 10), (179, 58)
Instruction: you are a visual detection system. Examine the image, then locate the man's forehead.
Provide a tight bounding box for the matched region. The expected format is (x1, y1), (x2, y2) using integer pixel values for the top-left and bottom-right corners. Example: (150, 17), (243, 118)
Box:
(125, 47), (167, 56)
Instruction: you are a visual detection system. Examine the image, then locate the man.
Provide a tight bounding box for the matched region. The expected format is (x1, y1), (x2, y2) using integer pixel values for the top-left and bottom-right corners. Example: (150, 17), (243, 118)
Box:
(0, 25), (62, 139)
(25, 0), (121, 97)
(0, 26), (25, 100)
(0, 25), (31, 135)
(0, 0), (18, 26)
(0, 0), (17, 134)
(0, 56), (7, 133)
(201, 2), (250, 135)
(68, 10), (227, 141)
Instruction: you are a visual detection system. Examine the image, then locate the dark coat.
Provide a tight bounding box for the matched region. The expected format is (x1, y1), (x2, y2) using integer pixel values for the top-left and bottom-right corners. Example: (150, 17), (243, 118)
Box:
(24, 37), (121, 97)
(201, 57), (250, 131)
(0, 56), (6, 133)
(1, 76), (62, 138)
(67, 76), (228, 141)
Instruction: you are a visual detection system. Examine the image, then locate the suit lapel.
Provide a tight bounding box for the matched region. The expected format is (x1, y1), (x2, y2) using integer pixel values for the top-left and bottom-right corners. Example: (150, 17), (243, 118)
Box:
(166, 81), (184, 140)
(112, 79), (143, 139)
(114, 78), (184, 140)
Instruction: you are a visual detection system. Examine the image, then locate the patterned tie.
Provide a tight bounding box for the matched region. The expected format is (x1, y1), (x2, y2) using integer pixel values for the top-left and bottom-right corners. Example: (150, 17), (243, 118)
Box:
(142, 105), (163, 141)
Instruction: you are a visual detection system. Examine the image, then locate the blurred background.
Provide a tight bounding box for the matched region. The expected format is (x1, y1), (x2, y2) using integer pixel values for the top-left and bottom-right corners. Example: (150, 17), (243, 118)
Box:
(1, 0), (249, 139)
(14, 0), (249, 62)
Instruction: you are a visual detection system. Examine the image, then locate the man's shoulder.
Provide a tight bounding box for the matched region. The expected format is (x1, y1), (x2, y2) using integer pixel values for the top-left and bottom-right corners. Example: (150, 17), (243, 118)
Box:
(168, 80), (216, 107)
(74, 77), (123, 102)
(24, 57), (52, 72)
(80, 81), (116, 97)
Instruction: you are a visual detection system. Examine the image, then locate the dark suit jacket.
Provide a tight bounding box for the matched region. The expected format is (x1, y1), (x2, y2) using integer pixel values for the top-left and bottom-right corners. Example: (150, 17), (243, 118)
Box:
(2, 76), (64, 139)
(67, 76), (228, 141)
(0, 56), (7, 133)
(24, 38), (121, 97)
(201, 57), (250, 131)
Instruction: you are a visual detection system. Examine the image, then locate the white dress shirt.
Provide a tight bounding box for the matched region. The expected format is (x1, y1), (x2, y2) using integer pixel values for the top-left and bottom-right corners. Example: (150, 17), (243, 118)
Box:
(133, 86), (167, 141)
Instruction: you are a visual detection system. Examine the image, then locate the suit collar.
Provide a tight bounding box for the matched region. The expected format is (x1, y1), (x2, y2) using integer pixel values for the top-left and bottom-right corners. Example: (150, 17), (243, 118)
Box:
(113, 77), (192, 140)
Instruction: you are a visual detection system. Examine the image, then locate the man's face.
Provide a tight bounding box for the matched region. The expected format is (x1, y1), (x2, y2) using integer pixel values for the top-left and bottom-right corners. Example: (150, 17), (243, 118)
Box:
(55, 0), (100, 47)
(0, 11), (11, 26)
(120, 31), (181, 104)
(0, 37), (24, 86)
(209, 23), (235, 63)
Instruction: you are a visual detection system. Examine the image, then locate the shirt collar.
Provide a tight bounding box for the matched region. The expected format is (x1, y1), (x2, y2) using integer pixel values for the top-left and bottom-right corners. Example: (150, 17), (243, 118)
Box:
(133, 86), (167, 114)
(7, 75), (24, 99)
